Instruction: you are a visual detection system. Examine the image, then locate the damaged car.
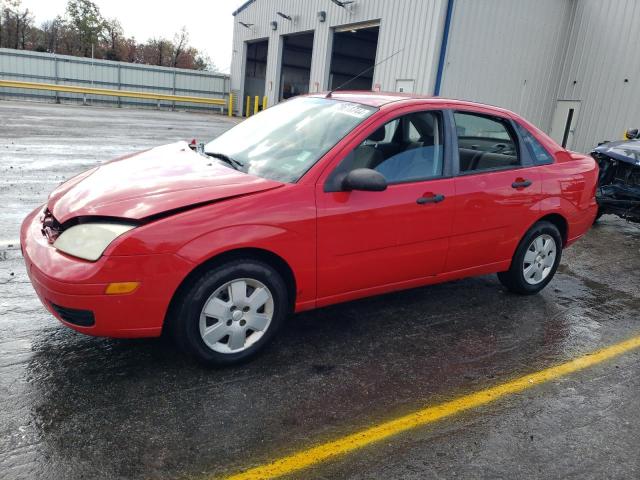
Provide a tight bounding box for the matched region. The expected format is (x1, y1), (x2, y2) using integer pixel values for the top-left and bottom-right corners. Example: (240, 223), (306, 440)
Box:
(21, 93), (598, 365)
(592, 129), (640, 223)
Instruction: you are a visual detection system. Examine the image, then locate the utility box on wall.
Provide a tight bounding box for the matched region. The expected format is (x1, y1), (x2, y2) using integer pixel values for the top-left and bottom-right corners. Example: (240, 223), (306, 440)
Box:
(396, 79), (415, 94)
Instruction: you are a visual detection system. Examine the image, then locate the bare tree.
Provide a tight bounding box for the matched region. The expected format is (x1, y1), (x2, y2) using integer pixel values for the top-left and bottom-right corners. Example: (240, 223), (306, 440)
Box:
(0, 0), (4, 46)
(102, 17), (122, 60)
(172, 26), (188, 68)
(17, 7), (31, 48)
(41, 16), (65, 53)
(0, 0), (32, 49)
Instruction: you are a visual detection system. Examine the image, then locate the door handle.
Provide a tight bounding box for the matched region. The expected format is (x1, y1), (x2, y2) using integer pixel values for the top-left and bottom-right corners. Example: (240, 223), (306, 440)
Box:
(512, 179), (532, 189)
(417, 194), (445, 205)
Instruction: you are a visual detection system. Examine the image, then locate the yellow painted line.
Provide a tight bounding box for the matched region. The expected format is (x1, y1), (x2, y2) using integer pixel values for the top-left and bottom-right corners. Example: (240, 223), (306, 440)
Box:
(222, 334), (640, 480)
(0, 79), (226, 106)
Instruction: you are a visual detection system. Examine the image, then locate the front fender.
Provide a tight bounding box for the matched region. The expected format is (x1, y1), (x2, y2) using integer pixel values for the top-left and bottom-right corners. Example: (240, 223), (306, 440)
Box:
(177, 224), (295, 263)
(176, 224), (316, 308)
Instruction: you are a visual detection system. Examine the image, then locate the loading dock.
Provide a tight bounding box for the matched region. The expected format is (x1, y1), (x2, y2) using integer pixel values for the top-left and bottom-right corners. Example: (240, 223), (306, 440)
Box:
(329, 23), (379, 91)
(279, 32), (314, 100)
(243, 39), (268, 114)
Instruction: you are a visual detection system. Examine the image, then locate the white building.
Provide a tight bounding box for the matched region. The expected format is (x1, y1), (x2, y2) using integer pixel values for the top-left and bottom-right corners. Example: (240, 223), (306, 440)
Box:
(230, 0), (640, 152)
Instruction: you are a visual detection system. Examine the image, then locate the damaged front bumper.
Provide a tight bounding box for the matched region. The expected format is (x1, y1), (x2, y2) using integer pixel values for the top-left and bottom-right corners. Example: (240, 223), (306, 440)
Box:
(20, 205), (193, 337)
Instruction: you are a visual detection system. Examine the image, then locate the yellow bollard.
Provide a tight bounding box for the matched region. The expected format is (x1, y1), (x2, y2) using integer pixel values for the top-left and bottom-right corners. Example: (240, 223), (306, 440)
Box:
(245, 96), (251, 117)
(228, 93), (233, 117)
(262, 96), (267, 111)
(254, 96), (259, 115)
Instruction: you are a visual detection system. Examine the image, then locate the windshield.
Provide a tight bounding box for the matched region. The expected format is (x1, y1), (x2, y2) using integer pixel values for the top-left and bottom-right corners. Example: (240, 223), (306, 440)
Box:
(204, 97), (377, 182)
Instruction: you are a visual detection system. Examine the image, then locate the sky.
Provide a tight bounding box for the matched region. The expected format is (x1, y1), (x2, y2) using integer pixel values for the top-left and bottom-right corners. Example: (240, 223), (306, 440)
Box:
(19, 0), (244, 73)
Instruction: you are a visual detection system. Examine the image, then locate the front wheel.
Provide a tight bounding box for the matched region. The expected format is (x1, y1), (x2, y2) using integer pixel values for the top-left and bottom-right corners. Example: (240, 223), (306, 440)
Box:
(497, 221), (563, 295)
(171, 259), (289, 365)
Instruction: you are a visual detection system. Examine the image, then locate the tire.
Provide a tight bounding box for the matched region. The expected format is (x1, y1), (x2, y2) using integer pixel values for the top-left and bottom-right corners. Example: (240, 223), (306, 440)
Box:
(171, 259), (289, 366)
(497, 221), (562, 295)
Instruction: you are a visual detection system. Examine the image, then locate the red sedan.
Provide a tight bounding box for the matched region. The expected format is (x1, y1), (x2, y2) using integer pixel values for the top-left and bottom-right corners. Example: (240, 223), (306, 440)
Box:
(21, 93), (598, 364)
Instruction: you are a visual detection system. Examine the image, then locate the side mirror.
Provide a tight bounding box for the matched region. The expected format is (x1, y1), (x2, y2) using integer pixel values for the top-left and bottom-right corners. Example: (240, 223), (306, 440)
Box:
(342, 168), (387, 192)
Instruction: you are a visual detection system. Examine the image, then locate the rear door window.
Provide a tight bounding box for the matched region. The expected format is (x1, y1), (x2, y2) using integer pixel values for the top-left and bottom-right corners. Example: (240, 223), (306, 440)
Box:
(454, 112), (520, 173)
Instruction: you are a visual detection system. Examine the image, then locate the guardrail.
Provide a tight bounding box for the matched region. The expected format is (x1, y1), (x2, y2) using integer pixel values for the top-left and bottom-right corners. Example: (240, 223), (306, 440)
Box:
(0, 79), (234, 116)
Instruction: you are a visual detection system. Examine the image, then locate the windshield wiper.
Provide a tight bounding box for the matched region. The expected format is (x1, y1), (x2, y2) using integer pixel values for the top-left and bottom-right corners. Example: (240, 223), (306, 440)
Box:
(204, 152), (245, 171)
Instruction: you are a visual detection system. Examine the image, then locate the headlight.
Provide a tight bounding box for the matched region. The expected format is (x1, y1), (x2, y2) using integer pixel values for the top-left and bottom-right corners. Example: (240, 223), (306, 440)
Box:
(54, 223), (136, 261)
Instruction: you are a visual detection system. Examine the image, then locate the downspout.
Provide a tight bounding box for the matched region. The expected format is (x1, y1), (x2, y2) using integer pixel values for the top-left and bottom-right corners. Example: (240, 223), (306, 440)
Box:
(434, 0), (455, 96)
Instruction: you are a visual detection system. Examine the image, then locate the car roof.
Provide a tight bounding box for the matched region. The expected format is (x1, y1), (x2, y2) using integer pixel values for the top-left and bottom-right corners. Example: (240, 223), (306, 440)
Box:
(306, 91), (512, 115)
(304, 91), (564, 155)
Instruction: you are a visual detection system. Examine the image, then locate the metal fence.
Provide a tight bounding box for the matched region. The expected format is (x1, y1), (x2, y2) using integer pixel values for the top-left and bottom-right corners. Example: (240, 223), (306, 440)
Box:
(0, 48), (231, 113)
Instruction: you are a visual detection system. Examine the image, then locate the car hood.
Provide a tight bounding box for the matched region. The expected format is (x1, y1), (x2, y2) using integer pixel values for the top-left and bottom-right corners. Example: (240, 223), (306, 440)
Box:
(48, 141), (284, 223)
(593, 140), (640, 166)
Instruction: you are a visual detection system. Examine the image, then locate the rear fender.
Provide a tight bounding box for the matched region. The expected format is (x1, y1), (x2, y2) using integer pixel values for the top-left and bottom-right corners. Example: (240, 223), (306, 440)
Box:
(535, 196), (595, 246)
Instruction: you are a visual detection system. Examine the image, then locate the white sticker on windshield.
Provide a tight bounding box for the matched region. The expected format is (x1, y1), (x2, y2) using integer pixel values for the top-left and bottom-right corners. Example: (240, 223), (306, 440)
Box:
(338, 104), (371, 118)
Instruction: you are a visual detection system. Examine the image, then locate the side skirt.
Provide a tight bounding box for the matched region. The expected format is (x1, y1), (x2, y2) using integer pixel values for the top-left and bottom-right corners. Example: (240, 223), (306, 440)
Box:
(311, 260), (511, 310)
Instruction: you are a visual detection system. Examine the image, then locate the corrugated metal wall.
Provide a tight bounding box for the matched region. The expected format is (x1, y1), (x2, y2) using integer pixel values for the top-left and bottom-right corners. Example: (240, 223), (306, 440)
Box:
(555, 0), (640, 151)
(439, 0), (575, 132)
(231, 0), (447, 111)
(0, 48), (230, 111)
(231, 0), (640, 152)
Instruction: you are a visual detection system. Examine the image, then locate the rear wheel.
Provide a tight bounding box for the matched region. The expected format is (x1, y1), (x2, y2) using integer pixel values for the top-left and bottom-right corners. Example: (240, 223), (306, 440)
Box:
(498, 221), (562, 295)
(171, 259), (289, 365)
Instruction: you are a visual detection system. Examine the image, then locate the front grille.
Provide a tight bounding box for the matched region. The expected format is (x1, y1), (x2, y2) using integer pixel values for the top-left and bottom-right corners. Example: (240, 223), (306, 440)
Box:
(49, 302), (95, 327)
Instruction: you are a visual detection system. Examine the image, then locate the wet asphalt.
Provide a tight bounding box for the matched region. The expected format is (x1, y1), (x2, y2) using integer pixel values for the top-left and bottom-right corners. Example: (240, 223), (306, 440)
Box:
(1, 101), (639, 480)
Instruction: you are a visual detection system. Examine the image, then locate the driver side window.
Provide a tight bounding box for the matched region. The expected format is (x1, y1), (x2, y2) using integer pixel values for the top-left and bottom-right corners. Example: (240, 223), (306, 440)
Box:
(332, 111), (444, 187)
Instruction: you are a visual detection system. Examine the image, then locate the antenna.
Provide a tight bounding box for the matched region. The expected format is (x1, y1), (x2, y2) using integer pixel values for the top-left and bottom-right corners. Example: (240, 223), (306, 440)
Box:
(326, 49), (403, 98)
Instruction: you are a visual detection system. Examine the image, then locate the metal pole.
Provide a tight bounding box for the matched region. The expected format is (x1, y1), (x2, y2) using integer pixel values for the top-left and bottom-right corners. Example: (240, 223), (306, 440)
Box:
(262, 96), (267, 111)
(245, 96), (250, 117)
(254, 95), (259, 115)
(228, 93), (233, 117)
(54, 55), (59, 104)
(172, 71), (176, 111)
(117, 65), (121, 108)
(90, 43), (94, 105)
